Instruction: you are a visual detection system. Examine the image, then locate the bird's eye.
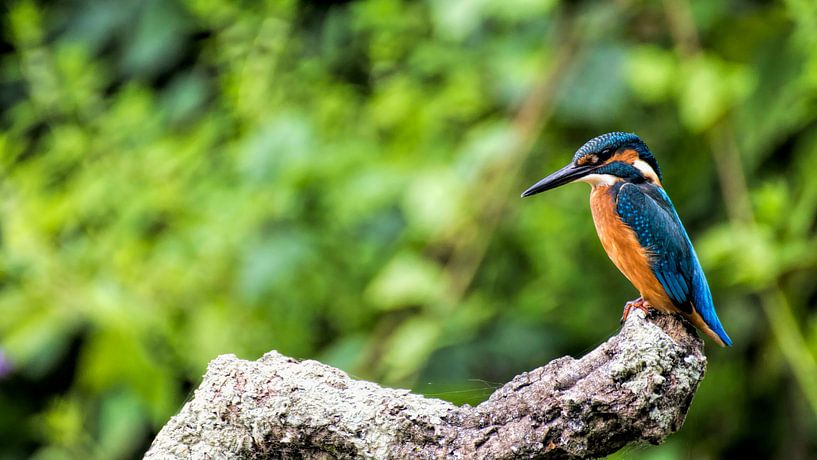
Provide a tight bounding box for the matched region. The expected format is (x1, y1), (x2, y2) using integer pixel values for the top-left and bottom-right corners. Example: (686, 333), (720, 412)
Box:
(600, 148), (612, 157)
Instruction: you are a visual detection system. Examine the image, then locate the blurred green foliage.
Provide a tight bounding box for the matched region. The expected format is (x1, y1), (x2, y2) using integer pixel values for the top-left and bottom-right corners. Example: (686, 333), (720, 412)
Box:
(1, 0), (817, 458)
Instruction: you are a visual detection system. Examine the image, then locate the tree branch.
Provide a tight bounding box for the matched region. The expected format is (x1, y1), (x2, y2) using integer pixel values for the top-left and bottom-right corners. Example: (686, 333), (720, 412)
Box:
(145, 310), (706, 459)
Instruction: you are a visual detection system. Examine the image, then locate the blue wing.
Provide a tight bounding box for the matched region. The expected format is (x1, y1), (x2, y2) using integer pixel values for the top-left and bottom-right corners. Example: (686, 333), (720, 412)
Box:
(615, 183), (732, 346)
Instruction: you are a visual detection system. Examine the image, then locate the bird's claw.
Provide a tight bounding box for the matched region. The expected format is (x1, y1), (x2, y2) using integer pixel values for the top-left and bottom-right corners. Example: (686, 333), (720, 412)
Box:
(620, 297), (653, 324)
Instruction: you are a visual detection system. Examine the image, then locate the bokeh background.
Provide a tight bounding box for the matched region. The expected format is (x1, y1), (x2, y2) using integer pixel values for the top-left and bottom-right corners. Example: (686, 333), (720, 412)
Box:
(1, 0), (816, 458)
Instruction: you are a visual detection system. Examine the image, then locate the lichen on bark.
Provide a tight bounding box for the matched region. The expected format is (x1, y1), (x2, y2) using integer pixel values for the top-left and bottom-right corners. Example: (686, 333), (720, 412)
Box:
(145, 310), (706, 459)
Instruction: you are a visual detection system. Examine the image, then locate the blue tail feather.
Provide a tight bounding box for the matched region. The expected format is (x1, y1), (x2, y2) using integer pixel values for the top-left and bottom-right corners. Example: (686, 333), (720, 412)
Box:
(691, 258), (732, 346)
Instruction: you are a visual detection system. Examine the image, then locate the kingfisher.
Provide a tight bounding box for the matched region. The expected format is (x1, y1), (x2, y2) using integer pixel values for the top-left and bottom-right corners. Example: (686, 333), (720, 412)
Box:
(521, 132), (732, 347)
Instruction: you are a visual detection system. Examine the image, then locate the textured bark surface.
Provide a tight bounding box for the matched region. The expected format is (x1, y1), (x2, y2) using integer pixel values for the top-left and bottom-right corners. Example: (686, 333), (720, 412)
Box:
(145, 310), (706, 459)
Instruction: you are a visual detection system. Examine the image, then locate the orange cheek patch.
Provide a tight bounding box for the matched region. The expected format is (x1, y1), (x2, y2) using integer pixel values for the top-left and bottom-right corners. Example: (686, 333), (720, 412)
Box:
(610, 149), (638, 164)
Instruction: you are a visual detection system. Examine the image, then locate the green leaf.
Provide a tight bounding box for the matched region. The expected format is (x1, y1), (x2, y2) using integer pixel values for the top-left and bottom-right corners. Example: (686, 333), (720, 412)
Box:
(380, 316), (442, 384)
(365, 252), (448, 310)
(678, 54), (754, 132)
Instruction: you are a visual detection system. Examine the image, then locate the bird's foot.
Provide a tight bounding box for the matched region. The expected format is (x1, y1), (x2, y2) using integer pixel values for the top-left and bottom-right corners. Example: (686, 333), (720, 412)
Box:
(621, 297), (653, 323)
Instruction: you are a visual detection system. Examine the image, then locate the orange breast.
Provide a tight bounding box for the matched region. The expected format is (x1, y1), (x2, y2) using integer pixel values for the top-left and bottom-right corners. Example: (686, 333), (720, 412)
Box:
(589, 186), (673, 312)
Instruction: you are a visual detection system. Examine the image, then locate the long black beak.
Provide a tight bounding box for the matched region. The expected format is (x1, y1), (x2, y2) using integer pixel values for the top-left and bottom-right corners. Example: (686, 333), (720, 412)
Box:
(521, 163), (594, 197)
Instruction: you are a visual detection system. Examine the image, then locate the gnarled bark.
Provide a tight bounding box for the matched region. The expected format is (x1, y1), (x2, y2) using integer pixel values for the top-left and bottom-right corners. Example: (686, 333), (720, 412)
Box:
(145, 310), (706, 459)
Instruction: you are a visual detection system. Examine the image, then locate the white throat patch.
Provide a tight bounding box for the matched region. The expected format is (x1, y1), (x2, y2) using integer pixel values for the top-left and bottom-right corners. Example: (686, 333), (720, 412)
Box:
(577, 173), (618, 187)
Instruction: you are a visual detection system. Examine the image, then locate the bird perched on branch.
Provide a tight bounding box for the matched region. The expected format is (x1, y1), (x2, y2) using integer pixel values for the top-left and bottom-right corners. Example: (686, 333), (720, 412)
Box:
(521, 132), (732, 346)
